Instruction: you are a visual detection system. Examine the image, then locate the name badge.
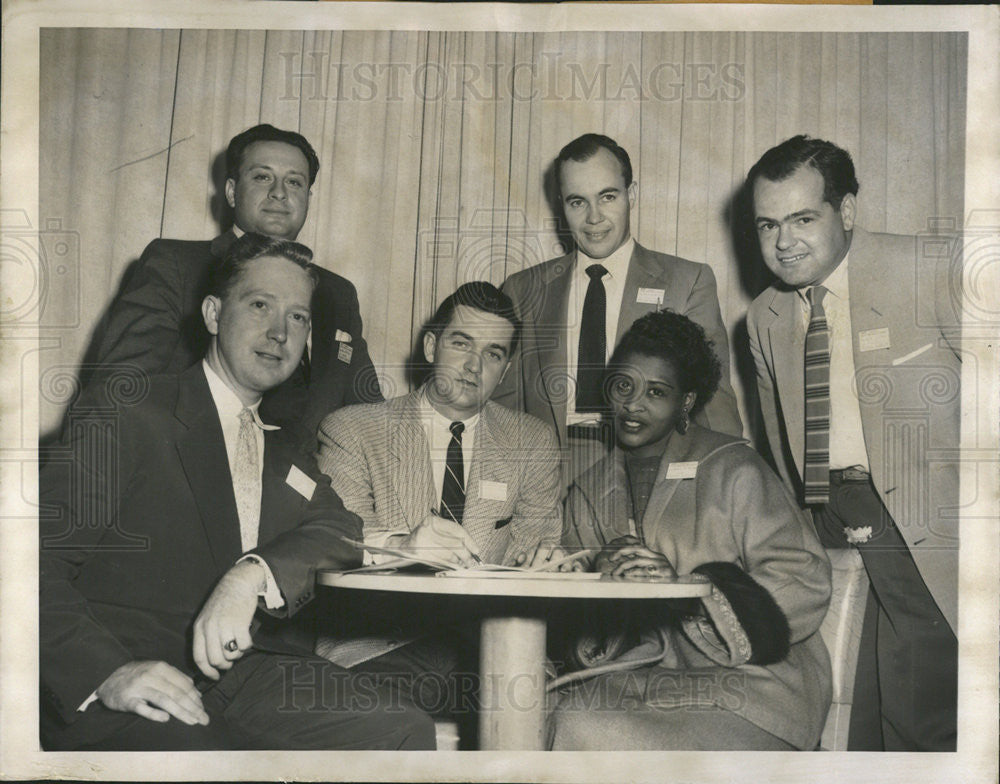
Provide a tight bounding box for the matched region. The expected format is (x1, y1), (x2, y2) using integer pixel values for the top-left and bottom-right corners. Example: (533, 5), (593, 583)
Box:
(636, 287), (665, 306)
(665, 461), (698, 480)
(335, 329), (352, 343)
(286, 465), (316, 500)
(858, 327), (891, 352)
(338, 343), (354, 364)
(479, 480), (507, 501)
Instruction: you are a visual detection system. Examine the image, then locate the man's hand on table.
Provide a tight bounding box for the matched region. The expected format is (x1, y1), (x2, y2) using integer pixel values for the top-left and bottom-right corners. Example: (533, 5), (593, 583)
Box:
(395, 513), (482, 568)
(96, 660), (210, 726)
(509, 542), (585, 571)
(192, 558), (265, 679)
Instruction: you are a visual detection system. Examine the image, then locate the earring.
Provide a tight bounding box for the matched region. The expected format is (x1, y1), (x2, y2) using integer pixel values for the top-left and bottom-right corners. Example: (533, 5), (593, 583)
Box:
(677, 407), (690, 435)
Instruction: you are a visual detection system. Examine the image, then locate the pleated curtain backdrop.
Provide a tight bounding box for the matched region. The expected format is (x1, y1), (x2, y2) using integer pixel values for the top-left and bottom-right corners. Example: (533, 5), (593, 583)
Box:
(38, 28), (966, 437)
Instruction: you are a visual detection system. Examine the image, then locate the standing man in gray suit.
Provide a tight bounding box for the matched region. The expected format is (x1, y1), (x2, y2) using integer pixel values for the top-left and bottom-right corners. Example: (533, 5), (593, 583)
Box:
(496, 133), (742, 490)
(745, 135), (958, 750)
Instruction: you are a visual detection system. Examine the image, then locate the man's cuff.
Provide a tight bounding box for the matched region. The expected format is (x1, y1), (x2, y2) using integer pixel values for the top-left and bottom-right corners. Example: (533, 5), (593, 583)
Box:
(238, 554), (284, 610)
(78, 691), (99, 712)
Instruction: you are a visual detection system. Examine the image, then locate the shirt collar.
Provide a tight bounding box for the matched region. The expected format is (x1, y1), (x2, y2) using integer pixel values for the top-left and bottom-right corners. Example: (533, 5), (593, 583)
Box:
(796, 251), (850, 306)
(577, 237), (635, 278)
(202, 360), (279, 430)
(419, 385), (481, 431)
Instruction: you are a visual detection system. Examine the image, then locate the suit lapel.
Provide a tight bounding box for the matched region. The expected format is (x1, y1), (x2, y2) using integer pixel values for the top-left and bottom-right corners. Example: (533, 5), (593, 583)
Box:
(173, 366), (243, 571)
(616, 243), (670, 341)
(533, 255), (575, 438)
(463, 404), (515, 550)
(388, 393), (436, 529)
(764, 289), (806, 478)
(309, 276), (337, 383)
(845, 230), (887, 492)
(258, 434), (308, 547)
(639, 432), (691, 545)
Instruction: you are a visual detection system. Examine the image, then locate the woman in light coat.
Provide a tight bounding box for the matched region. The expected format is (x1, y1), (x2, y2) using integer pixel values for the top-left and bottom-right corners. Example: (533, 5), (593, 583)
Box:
(551, 310), (832, 750)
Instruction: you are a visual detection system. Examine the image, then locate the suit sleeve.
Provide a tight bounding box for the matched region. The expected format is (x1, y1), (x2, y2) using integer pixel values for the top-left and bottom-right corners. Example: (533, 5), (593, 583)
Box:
(681, 449), (831, 667)
(314, 408), (390, 548)
(502, 419), (563, 562)
(93, 240), (186, 374)
(561, 483), (611, 571)
(252, 448), (363, 616)
(39, 405), (140, 722)
(746, 306), (797, 493)
(682, 264), (743, 437)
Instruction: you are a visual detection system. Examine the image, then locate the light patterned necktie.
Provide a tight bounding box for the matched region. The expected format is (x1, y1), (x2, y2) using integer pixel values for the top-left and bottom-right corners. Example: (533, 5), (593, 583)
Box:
(803, 285), (831, 505)
(234, 407), (262, 552)
(440, 420), (466, 525)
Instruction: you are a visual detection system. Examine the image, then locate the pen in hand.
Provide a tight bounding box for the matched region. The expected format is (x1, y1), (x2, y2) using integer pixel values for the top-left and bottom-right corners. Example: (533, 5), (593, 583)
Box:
(430, 507), (482, 564)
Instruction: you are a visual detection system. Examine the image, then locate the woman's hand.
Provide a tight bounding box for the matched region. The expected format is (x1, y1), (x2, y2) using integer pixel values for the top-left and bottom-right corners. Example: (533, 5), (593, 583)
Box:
(594, 536), (643, 575)
(606, 541), (677, 580)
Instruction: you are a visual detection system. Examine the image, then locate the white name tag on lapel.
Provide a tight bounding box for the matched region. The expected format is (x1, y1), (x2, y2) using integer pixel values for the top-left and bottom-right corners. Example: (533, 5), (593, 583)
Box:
(858, 327), (891, 352)
(335, 329), (352, 343)
(286, 465), (316, 500)
(337, 343), (353, 364)
(636, 287), (665, 306)
(479, 480), (508, 501)
(665, 461), (698, 480)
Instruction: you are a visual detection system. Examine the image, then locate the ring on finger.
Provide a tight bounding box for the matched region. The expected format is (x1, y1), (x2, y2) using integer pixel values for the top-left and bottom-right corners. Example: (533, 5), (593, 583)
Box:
(224, 639), (239, 653)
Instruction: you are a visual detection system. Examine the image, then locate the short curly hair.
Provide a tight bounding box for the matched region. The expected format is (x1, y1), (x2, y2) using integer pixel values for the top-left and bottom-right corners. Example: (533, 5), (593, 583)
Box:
(606, 310), (721, 415)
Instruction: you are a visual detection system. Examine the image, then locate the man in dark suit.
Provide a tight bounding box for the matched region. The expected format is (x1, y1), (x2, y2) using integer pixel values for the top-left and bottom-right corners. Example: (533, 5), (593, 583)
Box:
(40, 233), (435, 750)
(90, 124), (380, 452)
(745, 135), (958, 750)
(495, 133), (742, 489)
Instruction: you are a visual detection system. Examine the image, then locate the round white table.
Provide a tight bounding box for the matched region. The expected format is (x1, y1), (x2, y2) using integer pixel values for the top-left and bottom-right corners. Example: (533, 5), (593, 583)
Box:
(317, 570), (712, 750)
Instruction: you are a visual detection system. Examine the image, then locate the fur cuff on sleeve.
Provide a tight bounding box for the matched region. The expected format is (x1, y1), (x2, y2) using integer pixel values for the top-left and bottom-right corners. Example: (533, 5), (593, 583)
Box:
(692, 561), (791, 666)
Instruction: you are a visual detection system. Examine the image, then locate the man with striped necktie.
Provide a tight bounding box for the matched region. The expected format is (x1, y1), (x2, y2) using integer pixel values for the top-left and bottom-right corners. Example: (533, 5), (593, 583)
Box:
(745, 135), (959, 751)
(314, 283), (562, 741)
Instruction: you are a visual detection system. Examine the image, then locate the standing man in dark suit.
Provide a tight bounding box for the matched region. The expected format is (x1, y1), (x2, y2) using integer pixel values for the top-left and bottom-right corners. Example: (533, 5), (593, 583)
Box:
(40, 234), (434, 750)
(91, 124), (380, 451)
(495, 133), (742, 489)
(745, 135), (958, 750)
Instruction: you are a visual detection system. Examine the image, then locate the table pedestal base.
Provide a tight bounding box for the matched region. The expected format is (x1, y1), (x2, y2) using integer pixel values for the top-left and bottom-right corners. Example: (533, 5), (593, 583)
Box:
(478, 615), (547, 750)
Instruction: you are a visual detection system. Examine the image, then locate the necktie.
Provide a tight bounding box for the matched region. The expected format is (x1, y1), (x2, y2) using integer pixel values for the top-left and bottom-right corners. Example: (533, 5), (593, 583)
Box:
(440, 421), (466, 525)
(576, 263), (609, 412)
(234, 408), (262, 552)
(804, 286), (831, 505)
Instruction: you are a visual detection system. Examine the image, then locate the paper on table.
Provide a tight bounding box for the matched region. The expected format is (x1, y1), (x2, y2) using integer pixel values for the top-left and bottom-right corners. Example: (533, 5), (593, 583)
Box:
(339, 537), (595, 574)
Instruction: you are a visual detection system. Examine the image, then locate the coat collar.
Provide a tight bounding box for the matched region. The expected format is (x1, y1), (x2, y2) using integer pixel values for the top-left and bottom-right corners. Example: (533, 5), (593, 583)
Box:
(598, 424), (746, 534)
(210, 229), (238, 259)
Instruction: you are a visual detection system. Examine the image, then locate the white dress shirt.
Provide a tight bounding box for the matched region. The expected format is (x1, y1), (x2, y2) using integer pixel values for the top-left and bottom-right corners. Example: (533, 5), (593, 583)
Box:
(419, 389), (480, 506)
(566, 237), (635, 424)
(796, 256), (870, 472)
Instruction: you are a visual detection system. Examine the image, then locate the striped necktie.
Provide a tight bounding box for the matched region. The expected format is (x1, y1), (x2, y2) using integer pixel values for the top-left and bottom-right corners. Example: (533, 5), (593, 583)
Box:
(440, 420), (466, 525)
(803, 285), (831, 505)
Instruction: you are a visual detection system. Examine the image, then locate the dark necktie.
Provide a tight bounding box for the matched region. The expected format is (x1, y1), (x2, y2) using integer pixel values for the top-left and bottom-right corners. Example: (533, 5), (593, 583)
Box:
(804, 285), (831, 505)
(440, 421), (466, 525)
(576, 263), (609, 412)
